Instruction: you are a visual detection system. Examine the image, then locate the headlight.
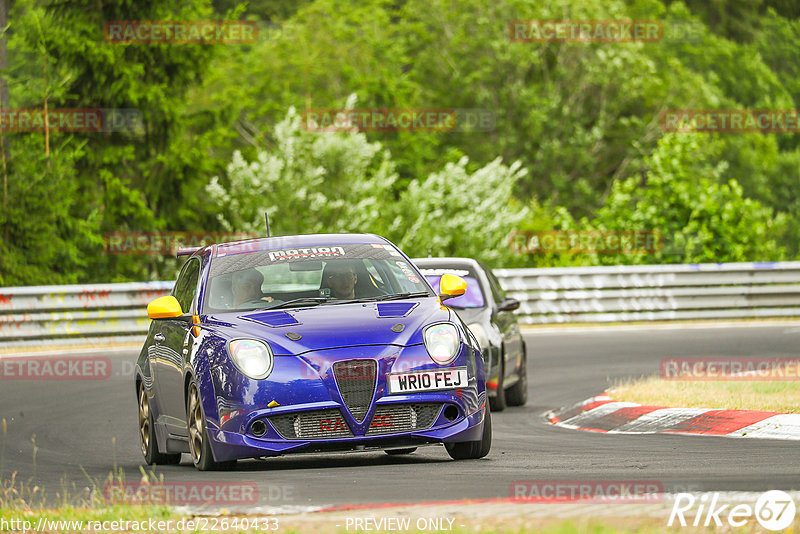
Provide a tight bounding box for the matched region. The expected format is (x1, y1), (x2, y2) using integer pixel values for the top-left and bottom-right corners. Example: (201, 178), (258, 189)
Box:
(467, 323), (489, 351)
(423, 323), (460, 365)
(228, 339), (273, 379)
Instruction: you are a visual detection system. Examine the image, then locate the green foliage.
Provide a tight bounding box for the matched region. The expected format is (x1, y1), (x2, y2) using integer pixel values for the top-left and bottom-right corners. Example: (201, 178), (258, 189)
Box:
(0, 138), (103, 285)
(211, 0), (313, 21)
(673, 0), (764, 41)
(391, 156), (528, 265)
(209, 103), (528, 267)
(587, 134), (788, 263)
(3, 0), (800, 285)
(206, 101), (398, 237)
(2, 0), (224, 283)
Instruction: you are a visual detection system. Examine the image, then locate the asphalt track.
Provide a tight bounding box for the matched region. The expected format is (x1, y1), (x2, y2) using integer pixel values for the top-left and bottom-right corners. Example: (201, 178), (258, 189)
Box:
(2, 323), (800, 511)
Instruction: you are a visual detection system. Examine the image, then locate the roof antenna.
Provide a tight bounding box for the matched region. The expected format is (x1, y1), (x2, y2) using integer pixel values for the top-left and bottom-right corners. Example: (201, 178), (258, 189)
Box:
(265, 212), (271, 237)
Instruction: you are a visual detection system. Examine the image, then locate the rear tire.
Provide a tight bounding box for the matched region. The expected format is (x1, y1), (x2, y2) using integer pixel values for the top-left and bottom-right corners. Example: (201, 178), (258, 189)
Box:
(445, 404), (492, 460)
(489, 351), (506, 412)
(138, 385), (181, 466)
(385, 448), (417, 455)
(506, 347), (528, 407)
(187, 380), (236, 471)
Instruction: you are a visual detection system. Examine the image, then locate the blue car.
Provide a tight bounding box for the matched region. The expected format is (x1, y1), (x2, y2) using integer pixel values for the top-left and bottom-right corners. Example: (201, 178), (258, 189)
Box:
(135, 233), (490, 470)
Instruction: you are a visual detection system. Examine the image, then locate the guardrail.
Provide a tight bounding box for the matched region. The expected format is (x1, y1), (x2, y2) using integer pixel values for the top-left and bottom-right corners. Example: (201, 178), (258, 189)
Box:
(0, 282), (173, 347)
(2, 262), (800, 346)
(494, 261), (800, 324)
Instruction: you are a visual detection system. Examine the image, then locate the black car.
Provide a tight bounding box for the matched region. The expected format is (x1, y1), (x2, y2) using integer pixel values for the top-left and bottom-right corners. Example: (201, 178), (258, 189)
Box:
(413, 257), (527, 411)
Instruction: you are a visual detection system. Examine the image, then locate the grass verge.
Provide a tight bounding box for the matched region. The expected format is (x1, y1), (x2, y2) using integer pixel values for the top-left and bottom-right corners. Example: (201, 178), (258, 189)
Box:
(610, 376), (800, 413)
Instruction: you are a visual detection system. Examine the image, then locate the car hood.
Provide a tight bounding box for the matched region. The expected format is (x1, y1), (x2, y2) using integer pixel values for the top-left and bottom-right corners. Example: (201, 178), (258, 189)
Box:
(203, 298), (453, 355)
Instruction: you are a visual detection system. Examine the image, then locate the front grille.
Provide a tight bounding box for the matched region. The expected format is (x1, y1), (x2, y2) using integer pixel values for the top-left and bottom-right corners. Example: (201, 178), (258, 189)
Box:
(268, 409), (353, 440)
(333, 360), (377, 423)
(366, 403), (443, 436)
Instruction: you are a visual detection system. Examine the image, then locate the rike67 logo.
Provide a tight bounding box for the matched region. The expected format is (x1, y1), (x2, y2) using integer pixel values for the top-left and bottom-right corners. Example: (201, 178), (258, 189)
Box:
(669, 490), (796, 531)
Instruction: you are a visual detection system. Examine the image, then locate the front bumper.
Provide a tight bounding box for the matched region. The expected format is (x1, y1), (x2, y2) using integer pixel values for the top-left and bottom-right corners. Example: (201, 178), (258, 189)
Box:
(207, 403), (486, 462)
(201, 343), (486, 462)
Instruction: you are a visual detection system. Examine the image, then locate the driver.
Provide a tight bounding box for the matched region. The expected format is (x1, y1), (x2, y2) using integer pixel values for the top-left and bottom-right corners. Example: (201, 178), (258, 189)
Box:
(232, 269), (274, 307)
(324, 262), (358, 300)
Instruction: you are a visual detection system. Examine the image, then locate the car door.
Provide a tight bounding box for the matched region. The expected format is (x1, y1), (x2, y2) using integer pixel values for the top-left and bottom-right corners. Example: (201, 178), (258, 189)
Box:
(485, 266), (523, 381)
(154, 258), (201, 437)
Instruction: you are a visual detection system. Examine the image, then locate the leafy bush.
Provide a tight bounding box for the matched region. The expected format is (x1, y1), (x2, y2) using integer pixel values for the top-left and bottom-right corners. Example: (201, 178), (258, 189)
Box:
(587, 134), (789, 263)
(208, 102), (529, 267)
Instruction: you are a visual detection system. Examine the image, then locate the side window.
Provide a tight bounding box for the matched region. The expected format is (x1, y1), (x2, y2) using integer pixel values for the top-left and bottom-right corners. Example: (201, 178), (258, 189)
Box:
(173, 259), (200, 314)
(486, 269), (505, 304)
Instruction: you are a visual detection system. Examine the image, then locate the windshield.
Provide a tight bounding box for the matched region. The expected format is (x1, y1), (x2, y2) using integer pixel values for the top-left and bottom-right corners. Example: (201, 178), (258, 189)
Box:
(419, 268), (486, 308)
(203, 243), (433, 312)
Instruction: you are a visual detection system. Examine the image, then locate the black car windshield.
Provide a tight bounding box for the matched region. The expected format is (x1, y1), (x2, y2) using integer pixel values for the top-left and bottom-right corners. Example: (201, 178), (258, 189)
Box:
(203, 243), (433, 313)
(419, 267), (485, 308)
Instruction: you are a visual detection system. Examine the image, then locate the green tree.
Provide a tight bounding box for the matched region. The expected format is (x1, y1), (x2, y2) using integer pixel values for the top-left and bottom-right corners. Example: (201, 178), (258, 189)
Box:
(206, 102), (398, 236)
(209, 103), (529, 267)
(2, 0), (224, 284)
(391, 156), (528, 265)
(587, 134), (788, 264)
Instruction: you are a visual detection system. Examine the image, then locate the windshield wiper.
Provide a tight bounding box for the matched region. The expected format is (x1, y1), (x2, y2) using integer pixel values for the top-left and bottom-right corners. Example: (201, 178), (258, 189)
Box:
(265, 297), (332, 310)
(371, 291), (431, 302)
(332, 291), (432, 305)
(284, 292), (431, 307)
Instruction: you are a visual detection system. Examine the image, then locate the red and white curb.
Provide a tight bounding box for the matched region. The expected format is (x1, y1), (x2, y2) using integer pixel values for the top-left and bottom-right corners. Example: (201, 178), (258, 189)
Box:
(545, 394), (800, 440)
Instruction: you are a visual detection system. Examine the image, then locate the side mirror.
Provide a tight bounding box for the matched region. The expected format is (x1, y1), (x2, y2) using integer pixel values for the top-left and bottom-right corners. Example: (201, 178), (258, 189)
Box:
(498, 298), (520, 312)
(439, 274), (467, 301)
(147, 295), (184, 319)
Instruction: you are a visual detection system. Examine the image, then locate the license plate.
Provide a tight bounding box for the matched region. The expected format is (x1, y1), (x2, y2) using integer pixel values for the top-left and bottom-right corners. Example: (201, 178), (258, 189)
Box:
(387, 367), (468, 394)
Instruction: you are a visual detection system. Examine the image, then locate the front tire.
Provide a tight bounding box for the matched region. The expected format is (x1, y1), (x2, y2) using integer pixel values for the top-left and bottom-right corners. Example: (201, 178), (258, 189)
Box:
(489, 350), (506, 412)
(506, 347), (528, 407)
(187, 380), (235, 471)
(445, 404), (492, 460)
(138, 385), (181, 466)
